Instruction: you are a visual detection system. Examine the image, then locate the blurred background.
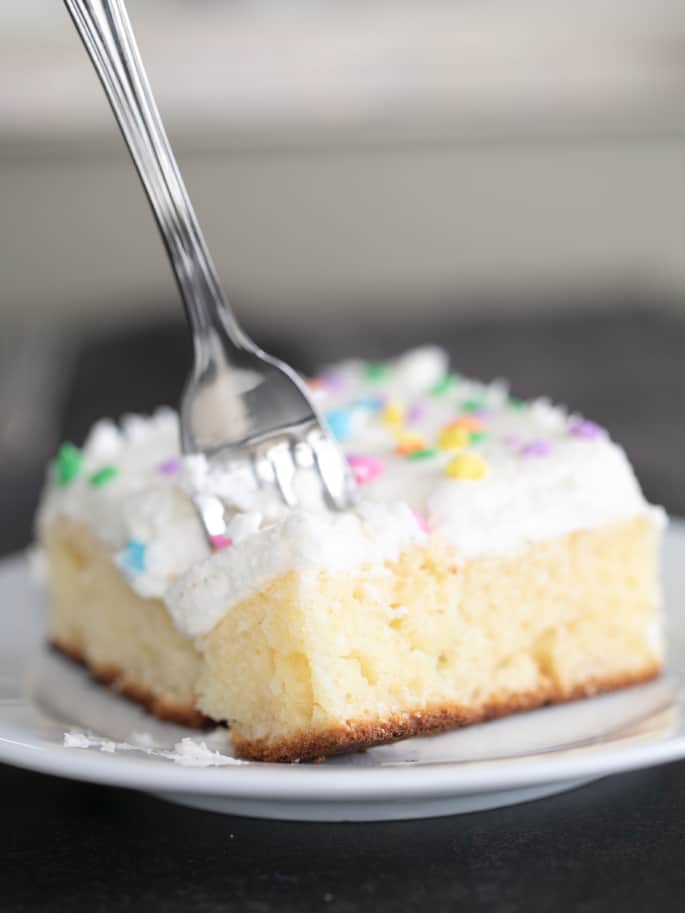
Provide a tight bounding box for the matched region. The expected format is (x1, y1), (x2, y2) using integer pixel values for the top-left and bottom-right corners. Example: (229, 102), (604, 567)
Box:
(2, 0), (685, 553)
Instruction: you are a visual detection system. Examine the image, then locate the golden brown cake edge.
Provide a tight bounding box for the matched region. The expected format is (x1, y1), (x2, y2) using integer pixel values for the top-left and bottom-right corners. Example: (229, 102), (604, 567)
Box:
(51, 639), (213, 729)
(230, 664), (662, 762)
(51, 639), (660, 762)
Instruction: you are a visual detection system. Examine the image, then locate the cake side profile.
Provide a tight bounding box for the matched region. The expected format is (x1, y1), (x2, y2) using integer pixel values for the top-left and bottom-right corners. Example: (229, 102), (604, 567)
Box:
(35, 347), (665, 761)
(191, 517), (660, 761)
(45, 520), (208, 727)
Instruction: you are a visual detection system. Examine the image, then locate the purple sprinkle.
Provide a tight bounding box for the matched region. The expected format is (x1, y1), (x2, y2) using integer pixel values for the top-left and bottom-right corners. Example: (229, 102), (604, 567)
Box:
(407, 402), (428, 424)
(520, 440), (553, 458)
(159, 458), (181, 476)
(569, 419), (606, 441)
(320, 371), (346, 394)
(502, 434), (522, 447)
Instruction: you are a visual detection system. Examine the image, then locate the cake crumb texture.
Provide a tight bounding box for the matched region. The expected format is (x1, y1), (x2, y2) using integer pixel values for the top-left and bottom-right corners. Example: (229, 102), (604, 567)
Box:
(45, 521), (206, 722)
(230, 666), (660, 762)
(197, 515), (662, 761)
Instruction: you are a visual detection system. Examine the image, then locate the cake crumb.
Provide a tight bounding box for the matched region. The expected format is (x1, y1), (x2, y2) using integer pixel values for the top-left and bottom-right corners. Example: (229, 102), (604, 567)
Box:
(62, 729), (247, 767)
(129, 731), (157, 749)
(171, 737), (245, 767)
(64, 731), (92, 748)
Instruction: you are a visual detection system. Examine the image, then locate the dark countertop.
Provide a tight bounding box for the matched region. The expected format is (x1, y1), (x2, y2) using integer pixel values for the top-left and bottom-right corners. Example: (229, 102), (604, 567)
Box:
(3, 301), (685, 912)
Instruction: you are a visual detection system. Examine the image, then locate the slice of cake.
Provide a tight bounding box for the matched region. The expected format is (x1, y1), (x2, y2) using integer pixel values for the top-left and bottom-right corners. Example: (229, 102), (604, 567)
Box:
(36, 347), (664, 761)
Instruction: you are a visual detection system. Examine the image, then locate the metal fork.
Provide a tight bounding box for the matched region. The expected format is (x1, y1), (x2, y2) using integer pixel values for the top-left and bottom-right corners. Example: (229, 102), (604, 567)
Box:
(64, 0), (356, 543)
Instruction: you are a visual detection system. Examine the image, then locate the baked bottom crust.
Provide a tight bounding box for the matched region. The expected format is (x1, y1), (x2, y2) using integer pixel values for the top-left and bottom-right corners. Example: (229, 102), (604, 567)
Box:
(231, 665), (661, 762)
(50, 637), (660, 761)
(51, 639), (211, 729)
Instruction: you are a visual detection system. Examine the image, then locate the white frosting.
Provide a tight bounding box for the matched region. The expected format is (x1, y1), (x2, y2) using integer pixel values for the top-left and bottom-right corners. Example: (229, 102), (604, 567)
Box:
(37, 409), (211, 597)
(37, 346), (661, 636)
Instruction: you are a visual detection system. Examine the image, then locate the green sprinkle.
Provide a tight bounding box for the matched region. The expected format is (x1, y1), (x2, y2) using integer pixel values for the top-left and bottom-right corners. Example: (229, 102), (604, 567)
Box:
(364, 362), (388, 384)
(461, 398), (486, 414)
(429, 373), (459, 396)
(508, 397), (527, 411)
(89, 466), (118, 488)
(54, 443), (82, 487)
(469, 431), (489, 445)
(408, 447), (438, 461)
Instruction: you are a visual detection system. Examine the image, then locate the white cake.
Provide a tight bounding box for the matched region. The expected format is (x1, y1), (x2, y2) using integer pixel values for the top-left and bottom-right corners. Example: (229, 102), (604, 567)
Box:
(37, 347), (665, 760)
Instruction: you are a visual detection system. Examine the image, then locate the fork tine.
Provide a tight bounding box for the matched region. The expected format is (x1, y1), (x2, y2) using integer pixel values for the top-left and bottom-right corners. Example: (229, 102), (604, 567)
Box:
(252, 450), (276, 489)
(268, 440), (298, 508)
(193, 492), (228, 539)
(309, 430), (354, 511)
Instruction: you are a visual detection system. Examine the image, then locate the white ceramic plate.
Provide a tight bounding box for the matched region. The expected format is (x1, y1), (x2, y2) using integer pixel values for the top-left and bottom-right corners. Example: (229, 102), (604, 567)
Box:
(1, 523), (684, 822)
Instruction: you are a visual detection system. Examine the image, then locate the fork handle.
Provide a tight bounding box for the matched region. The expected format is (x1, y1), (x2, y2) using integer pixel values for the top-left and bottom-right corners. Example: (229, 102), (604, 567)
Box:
(64, 0), (253, 366)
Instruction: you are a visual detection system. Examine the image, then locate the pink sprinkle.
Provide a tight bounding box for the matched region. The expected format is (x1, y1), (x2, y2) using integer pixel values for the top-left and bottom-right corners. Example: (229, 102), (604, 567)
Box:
(209, 534), (232, 551)
(407, 402), (428, 424)
(159, 458), (181, 476)
(520, 440), (553, 458)
(412, 509), (429, 534)
(570, 419), (606, 440)
(346, 454), (384, 485)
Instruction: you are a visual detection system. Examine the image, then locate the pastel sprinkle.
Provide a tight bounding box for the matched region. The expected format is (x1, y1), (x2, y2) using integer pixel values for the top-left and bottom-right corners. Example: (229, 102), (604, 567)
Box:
(89, 466), (117, 488)
(347, 454), (384, 485)
(407, 402), (428, 424)
(54, 443), (82, 487)
(365, 362), (388, 384)
(502, 434), (522, 447)
(352, 396), (385, 414)
(445, 452), (488, 480)
(408, 448), (438, 461)
(381, 400), (405, 427)
(468, 431), (489, 445)
(439, 426), (470, 451)
(326, 409), (353, 441)
(121, 540), (146, 573)
(460, 398), (487, 414)
(520, 440), (553, 458)
(508, 398), (528, 411)
(570, 419), (606, 441)
(449, 416), (484, 432)
(209, 534), (232, 551)
(395, 431), (426, 456)
(412, 509), (429, 533)
(320, 371), (346, 394)
(159, 458), (181, 477)
(429, 373), (459, 396)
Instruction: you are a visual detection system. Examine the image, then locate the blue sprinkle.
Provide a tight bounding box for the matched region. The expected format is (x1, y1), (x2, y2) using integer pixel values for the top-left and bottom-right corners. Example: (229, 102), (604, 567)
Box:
(351, 396), (385, 414)
(325, 409), (353, 441)
(121, 539), (146, 573)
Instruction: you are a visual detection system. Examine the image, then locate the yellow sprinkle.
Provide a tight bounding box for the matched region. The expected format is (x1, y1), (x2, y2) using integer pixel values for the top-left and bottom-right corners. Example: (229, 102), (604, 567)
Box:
(438, 426), (471, 451)
(382, 400), (405, 427)
(445, 452), (488, 480)
(395, 431), (426, 456)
